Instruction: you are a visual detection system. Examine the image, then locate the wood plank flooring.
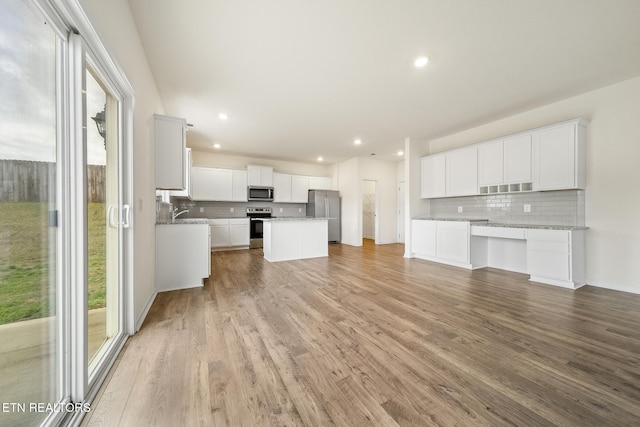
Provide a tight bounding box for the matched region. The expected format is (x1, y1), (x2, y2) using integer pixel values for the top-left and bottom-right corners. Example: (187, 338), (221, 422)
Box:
(83, 241), (640, 426)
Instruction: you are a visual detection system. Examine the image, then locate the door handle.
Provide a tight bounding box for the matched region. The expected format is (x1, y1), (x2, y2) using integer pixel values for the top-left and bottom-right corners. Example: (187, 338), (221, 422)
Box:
(107, 205), (118, 228)
(122, 205), (131, 228)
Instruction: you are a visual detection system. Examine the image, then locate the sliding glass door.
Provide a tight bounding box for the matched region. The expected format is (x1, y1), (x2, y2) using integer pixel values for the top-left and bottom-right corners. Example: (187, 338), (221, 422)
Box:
(0, 1), (132, 425)
(0, 1), (62, 426)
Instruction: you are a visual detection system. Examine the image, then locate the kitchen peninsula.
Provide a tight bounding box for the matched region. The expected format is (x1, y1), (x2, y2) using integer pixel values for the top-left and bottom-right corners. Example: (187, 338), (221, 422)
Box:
(262, 218), (329, 262)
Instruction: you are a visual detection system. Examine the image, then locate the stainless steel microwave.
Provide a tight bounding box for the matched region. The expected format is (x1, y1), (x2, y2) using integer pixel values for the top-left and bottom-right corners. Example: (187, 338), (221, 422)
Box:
(247, 186), (274, 201)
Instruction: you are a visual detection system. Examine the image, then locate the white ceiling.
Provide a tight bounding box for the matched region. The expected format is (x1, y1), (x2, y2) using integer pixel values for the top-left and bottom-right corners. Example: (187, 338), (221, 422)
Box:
(128, 0), (640, 164)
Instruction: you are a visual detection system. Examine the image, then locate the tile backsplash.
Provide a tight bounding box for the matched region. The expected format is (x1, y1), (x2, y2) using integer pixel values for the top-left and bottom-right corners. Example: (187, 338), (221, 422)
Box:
(429, 190), (585, 226)
(172, 199), (307, 219)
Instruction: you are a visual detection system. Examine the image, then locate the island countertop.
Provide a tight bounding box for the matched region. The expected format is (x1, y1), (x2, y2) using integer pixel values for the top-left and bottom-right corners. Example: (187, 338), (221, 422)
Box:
(264, 217), (332, 222)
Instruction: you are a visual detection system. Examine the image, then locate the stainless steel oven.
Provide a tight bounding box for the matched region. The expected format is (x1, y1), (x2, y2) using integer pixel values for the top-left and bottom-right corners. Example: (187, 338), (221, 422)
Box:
(247, 207), (272, 248)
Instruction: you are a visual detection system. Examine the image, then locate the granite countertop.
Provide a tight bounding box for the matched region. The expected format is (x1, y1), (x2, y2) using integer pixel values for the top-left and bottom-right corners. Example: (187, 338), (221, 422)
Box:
(263, 217), (333, 222)
(157, 217), (248, 225)
(412, 217), (588, 230)
(478, 223), (589, 231)
(413, 217), (490, 223)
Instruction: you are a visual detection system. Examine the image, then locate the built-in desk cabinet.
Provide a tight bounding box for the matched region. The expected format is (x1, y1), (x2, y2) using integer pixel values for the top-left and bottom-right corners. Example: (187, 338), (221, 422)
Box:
(526, 229), (585, 288)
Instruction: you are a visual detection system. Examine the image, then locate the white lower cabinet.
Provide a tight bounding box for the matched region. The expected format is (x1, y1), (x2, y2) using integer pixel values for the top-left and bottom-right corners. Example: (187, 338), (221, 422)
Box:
(415, 221), (586, 290)
(436, 221), (469, 264)
(526, 229), (585, 288)
(156, 224), (210, 291)
(229, 218), (250, 247)
(411, 220), (437, 258)
(411, 220), (480, 268)
(210, 218), (250, 249)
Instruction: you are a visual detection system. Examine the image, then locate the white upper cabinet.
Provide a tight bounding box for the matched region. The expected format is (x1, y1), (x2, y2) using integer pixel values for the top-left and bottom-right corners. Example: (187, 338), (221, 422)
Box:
(532, 119), (587, 191)
(291, 175), (309, 203)
(155, 114), (186, 190)
(446, 146), (478, 197)
(421, 154), (446, 198)
(190, 166), (247, 201)
(273, 172), (292, 202)
(169, 148), (192, 198)
(247, 165), (274, 187)
(232, 170), (248, 202)
(478, 133), (532, 193)
(273, 173), (310, 203)
(503, 133), (532, 183)
(308, 176), (332, 190)
(478, 140), (504, 186)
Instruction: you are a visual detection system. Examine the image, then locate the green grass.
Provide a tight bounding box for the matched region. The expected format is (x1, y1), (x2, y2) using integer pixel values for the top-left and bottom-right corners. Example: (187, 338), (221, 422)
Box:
(0, 202), (106, 324)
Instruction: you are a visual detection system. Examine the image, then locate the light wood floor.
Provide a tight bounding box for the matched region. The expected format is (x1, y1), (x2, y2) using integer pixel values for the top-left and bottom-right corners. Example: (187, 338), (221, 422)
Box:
(84, 241), (640, 426)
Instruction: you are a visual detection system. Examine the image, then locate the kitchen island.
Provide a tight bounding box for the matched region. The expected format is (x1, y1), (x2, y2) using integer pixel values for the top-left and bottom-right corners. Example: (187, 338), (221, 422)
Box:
(262, 218), (329, 262)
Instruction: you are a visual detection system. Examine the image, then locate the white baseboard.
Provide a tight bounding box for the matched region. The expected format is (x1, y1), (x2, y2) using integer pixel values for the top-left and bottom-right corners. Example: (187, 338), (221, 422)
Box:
(135, 290), (158, 332)
(583, 281), (640, 295)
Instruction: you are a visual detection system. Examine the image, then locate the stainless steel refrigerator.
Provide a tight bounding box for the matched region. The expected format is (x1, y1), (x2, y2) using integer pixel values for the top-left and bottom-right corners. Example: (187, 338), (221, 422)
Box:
(307, 190), (341, 243)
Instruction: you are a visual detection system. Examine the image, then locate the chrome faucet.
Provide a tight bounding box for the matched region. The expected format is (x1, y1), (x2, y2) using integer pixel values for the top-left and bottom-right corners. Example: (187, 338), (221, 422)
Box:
(172, 208), (189, 222)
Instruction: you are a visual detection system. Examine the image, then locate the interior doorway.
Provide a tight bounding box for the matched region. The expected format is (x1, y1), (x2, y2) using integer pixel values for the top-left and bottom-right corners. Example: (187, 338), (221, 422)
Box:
(362, 180), (377, 244)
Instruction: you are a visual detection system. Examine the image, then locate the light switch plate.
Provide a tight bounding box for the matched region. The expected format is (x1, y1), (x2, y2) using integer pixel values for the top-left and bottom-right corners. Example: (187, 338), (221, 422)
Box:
(524, 204), (531, 213)
(458, 206), (463, 213)
(230, 207), (234, 213)
(199, 207), (204, 213)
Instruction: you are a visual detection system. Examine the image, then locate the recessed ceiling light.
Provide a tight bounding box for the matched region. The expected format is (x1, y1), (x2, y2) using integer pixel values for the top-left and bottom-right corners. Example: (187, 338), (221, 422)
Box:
(414, 56), (429, 68)
(397, 150), (404, 156)
(354, 139), (362, 145)
(213, 143), (221, 149)
(317, 156), (323, 162)
(218, 113), (228, 121)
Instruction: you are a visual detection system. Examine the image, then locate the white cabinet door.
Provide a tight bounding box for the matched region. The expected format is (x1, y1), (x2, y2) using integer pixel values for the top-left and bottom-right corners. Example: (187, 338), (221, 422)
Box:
(248, 165), (274, 187)
(210, 222), (230, 248)
(436, 221), (469, 264)
(308, 176), (332, 190)
(526, 229), (571, 280)
(232, 170), (248, 201)
(411, 220), (437, 257)
(478, 140), (503, 186)
(532, 121), (586, 191)
(229, 219), (250, 247)
(273, 172), (292, 202)
(169, 148), (192, 198)
(291, 175), (309, 203)
(446, 146), (477, 197)
(420, 154), (446, 198)
(211, 168), (233, 201)
(190, 166), (216, 201)
(504, 134), (532, 183)
(155, 114), (186, 190)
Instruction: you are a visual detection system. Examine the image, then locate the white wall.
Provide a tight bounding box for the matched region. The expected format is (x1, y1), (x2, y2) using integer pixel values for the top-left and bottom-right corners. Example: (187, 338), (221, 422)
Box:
(79, 0), (164, 327)
(416, 76), (640, 294)
(362, 180), (376, 240)
(338, 157), (398, 246)
(192, 151), (333, 178)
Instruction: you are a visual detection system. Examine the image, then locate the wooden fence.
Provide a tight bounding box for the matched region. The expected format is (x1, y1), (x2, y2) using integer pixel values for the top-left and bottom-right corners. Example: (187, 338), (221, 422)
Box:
(0, 159), (105, 202)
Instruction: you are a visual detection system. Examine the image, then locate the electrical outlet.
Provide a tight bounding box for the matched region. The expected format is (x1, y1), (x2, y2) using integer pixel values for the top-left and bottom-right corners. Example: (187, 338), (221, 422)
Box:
(458, 206), (463, 213)
(524, 204), (531, 213)
(230, 207), (234, 213)
(280, 208), (283, 213)
(299, 208), (302, 213)
(199, 207), (204, 213)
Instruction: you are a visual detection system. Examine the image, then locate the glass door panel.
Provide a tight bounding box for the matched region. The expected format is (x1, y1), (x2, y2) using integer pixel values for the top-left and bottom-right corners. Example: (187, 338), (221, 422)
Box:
(0, 1), (62, 425)
(85, 66), (120, 370)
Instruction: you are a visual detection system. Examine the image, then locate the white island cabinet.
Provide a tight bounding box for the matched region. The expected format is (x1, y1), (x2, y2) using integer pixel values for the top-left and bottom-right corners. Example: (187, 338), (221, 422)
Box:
(262, 218), (328, 262)
(156, 224), (210, 292)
